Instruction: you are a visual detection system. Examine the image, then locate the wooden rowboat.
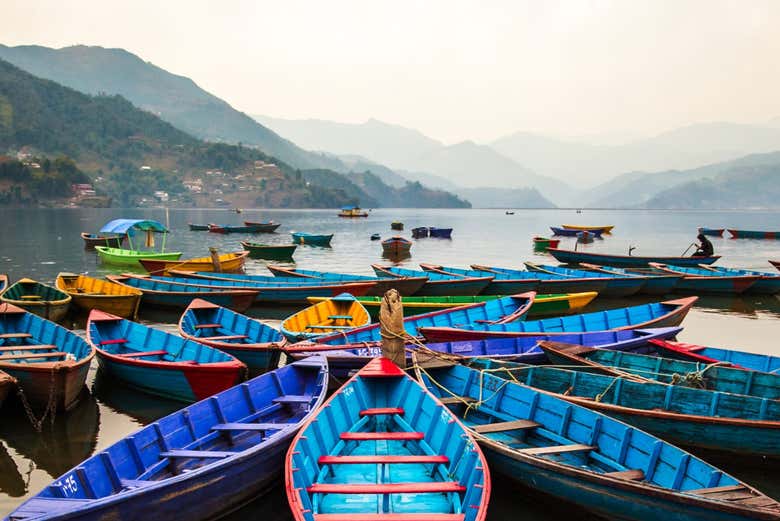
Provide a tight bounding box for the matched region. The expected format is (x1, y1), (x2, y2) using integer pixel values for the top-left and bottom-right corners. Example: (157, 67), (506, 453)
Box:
(469, 357), (780, 457)
(429, 226), (453, 238)
(80, 232), (126, 249)
(647, 263), (760, 294)
(380, 236), (412, 256)
(138, 251), (249, 276)
(290, 232), (333, 246)
(95, 219), (181, 267)
(727, 229), (780, 240)
(551, 226), (604, 237)
(337, 206), (369, 217)
(305, 292), (598, 320)
(96, 246), (182, 267)
(240, 241), (297, 260)
(579, 263), (681, 295)
(418, 297), (697, 342)
(7, 357), (327, 521)
(56, 273), (142, 319)
(188, 223), (209, 231)
(106, 275), (258, 311)
(1, 278), (71, 322)
(264, 266), (428, 296)
(373, 265), (493, 296)
(695, 265), (780, 295)
(546, 247), (721, 267)
(561, 224), (614, 233)
(418, 362), (780, 521)
(286, 357), (490, 521)
(0, 303), (94, 411)
(88, 310), (246, 402)
(650, 339), (780, 373)
(450, 264), (611, 295)
(178, 299), (285, 373)
(281, 293), (370, 342)
(242, 221), (281, 232)
(532, 236), (560, 249)
(208, 223), (274, 234)
(540, 340), (780, 400)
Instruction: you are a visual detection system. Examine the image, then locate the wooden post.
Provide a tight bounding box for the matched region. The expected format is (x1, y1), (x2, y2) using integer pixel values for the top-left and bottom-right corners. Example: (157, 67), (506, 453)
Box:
(379, 289), (405, 368)
(209, 247), (222, 272)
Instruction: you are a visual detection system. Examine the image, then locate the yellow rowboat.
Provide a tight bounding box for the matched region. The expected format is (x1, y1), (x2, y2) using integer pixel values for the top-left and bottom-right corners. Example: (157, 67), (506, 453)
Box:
(0, 278), (72, 322)
(138, 251), (249, 276)
(56, 273), (142, 319)
(561, 224), (614, 233)
(307, 292), (598, 320)
(281, 293), (370, 342)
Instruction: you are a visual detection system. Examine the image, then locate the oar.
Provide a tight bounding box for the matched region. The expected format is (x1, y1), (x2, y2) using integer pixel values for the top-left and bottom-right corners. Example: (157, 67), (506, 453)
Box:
(680, 243), (697, 256)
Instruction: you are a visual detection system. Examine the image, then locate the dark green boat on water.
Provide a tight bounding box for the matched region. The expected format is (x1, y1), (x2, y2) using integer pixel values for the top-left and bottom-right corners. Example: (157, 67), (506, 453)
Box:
(241, 241), (297, 260)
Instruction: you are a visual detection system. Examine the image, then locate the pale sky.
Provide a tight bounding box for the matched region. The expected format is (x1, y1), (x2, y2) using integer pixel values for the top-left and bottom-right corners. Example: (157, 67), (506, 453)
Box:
(4, 0), (780, 143)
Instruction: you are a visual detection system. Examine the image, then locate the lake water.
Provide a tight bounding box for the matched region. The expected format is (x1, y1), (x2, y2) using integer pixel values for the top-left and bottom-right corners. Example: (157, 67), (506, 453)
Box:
(1, 207), (780, 519)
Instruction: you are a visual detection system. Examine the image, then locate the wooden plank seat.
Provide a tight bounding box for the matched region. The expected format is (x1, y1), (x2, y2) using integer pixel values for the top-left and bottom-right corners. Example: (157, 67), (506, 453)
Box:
(99, 339), (128, 346)
(314, 515), (465, 521)
(604, 469), (645, 481)
(438, 396), (475, 405)
(211, 422), (287, 431)
(360, 407), (404, 417)
(305, 325), (353, 330)
(20, 295), (42, 300)
(0, 352), (67, 361)
(319, 455), (449, 465)
(518, 444), (595, 456)
(0, 344), (57, 353)
(120, 479), (156, 489)
(327, 315), (353, 320)
(340, 432), (424, 441)
(686, 485), (755, 500)
(274, 395), (313, 404)
(159, 450), (236, 459)
(118, 350), (169, 359)
(307, 482), (466, 494)
(200, 335), (248, 341)
(0, 333), (33, 339)
(473, 420), (540, 434)
(194, 323), (223, 329)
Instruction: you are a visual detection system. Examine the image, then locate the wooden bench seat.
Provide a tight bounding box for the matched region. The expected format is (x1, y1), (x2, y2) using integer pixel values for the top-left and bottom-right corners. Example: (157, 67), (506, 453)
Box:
(307, 481), (465, 495)
(194, 323), (223, 329)
(212, 422), (287, 431)
(327, 315), (353, 320)
(319, 455), (448, 465)
(117, 350), (168, 359)
(0, 352), (67, 361)
(360, 407), (404, 417)
(473, 420), (540, 434)
(274, 395), (313, 404)
(0, 344), (57, 353)
(604, 469), (645, 481)
(438, 396), (475, 405)
(518, 444), (595, 456)
(341, 432), (424, 441)
(99, 338), (128, 346)
(314, 515), (464, 521)
(160, 450), (236, 459)
(200, 335), (248, 341)
(0, 333), (33, 340)
(305, 325), (353, 330)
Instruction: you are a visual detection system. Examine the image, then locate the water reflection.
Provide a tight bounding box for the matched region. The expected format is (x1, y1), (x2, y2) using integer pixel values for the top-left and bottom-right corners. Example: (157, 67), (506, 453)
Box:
(92, 371), (182, 425)
(0, 442), (25, 498)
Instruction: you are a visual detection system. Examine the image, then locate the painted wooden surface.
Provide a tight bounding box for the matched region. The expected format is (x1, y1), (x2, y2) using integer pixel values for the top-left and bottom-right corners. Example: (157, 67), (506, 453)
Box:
(1, 278), (72, 323)
(281, 293), (370, 342)
(56, 273), (142, 319)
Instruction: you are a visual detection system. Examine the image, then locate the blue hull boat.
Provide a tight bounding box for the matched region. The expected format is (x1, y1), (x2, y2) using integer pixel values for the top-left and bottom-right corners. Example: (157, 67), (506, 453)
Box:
(178, 299), (285, 373)
(87, 310), (246, 402)
(428, 226), (453, 238)
(651, 339), (780, 373)
(550, 226), (604, 237)
(418, 362), (780, 521)
(647, 264), (759, 295)
(700, 266), (780, 295)
(286, 358), (489, 521)
(579, 263), (681, 295)
(469, 358), (780, 457)
(420, 297), (697, 342)
(291, 232), (333, 246)
(546, 248), (721, 267)
(291, 293), (536, 346)
(728, 229), (780, 240)
(524, 262), (646, 297)
(6, 357), (328, 521)
(372, 265), (493, 296)
(286, 327), (682, 379)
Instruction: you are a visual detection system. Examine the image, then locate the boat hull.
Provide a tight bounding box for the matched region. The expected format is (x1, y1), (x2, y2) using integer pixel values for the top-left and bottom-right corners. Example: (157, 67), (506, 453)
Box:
(139, 252), (248, 276)
(95, 247), (182, 267)
(698, 227), (724, 237)
(728, 229), (780, 239)
(241, 242), (297, 260)
(561, 224), (614, 233)
(291, 233), (333, 246)
(80, 233), (125, 249)
(547, 248), (720, 267)
(0, 300), (70, 323)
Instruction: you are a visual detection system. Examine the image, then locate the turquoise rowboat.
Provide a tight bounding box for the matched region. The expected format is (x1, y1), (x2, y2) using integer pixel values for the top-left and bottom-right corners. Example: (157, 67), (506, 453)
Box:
(651, 339), (780, 373)
(418, 362), (780, 521)
(524, 262), (646, 297)
(540, 341), (780, 400)
(419, 297), (697, 342)
(87, 310), (245, 402)
(372, 264), (493, 296)
(648, 264), (760, 295)
(579, 263), (681, 295)
(178, 299), (285, 373)
(469, 357), (780, 457)
(696, 265), (780, 295)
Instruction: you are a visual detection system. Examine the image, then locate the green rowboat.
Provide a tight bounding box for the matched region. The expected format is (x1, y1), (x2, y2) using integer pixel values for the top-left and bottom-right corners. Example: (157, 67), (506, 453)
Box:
(94, 219), (181, 267)
(95, 247), (183, 267)
(241, 241), (297, 260)
(307, 291), (598, 320)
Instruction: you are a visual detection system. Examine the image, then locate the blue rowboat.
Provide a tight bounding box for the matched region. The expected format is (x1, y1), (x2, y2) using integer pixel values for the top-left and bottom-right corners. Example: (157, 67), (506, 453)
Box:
(696, 265), (780, 295)
(7, 357), (328, 521)
(290, 293), (536, 347)
(420, 264), (538, 294)
(698, 227), (724, 237)
(468, 264), (611, 295)
(372, 265), (493, 296)
(178, 299), (285, 373)
(176, 268), (428, 297)
(291, 232), (333, 246)
(650, 339), (780, 373)
(546, 248), (721, 267)
(428, 226), (453, 238)
(524, 262), (645, 297)
(550, 226), (604, 237)
(648, 264), (760, 294)
(0, 303), (94, 411)
(419, 297), (697, 342)
(106, 275), (258, 312)
(467, 357), (780, 457)
(579, 263), (681, 295)
(285, 327), (683, 379)
(286, 358), (490, 521)
(87, 310), (246, 402)
(417, 362), (780, 521)
(540, 341), (780, 400)
(118, 273), (377, 306)
(728, 229), (780, 240)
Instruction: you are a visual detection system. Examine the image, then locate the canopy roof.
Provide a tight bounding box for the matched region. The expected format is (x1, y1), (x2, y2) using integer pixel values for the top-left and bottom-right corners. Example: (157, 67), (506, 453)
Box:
(100, 219), (169, 234)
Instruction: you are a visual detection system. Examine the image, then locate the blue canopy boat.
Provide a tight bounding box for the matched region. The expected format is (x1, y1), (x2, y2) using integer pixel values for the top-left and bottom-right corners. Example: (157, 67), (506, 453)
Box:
(647, 264), (760, 295)
(579, 263), (681, 295)
(546, 247), (721, 267)
(372, 265), (493, 296)
(94, 219), (182, 267)
(419, 297), (697, 342)
(87, 310), (246, 402)
(650, 339), (780, 373)
(290, 232), (333, 246)
(524, 262), (646, 297)
(286, 358), (489, 521)
(178, 299), (285, 373)
(550, 226), (604, 237)
(417, 362), (780, 521)
(695, 265), (780, 295)
(7, 357), (327, 521)
(468, 357), (780, 457)
(285, 327), (682, 379)
(106, 275), (258, 312)
(540, 341), (780, 400)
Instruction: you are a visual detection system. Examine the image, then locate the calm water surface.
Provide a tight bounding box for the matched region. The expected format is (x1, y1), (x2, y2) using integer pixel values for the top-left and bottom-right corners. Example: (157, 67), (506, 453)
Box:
(1, 207), (779, 519)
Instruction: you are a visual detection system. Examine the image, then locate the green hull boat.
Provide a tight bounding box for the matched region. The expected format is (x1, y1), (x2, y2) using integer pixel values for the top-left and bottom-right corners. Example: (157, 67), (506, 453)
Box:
(95, 247), (182, 267)
(241, 241), (297, 260)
